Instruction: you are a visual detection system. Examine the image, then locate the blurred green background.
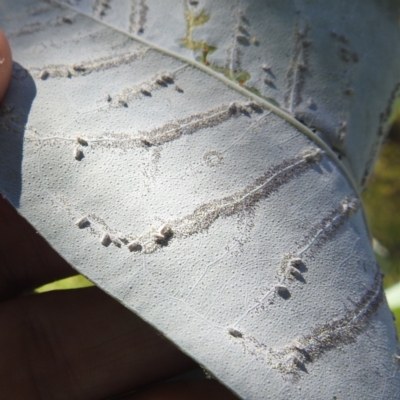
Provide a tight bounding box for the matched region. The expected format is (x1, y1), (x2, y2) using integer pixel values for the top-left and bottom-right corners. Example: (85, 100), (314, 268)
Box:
(363, 117), (400, 334)
(36, 122), (400, 334)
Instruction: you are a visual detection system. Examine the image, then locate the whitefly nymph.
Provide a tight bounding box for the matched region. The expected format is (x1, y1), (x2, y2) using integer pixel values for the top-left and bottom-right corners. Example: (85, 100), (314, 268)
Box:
(302, 148), (323, 163)
(228, 328), (243, 338)
(153, 223), (173, 242)
(74, 147), (84, 160)
(100, 233), (111, 246)
(127, 240), (142, 252)
(76, 137), (88, 146)
(75, 216), (89, 228)
(275, 284), (289, 294)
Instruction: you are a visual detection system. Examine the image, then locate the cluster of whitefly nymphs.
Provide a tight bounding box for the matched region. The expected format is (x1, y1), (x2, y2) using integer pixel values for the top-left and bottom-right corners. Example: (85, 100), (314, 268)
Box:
(228, 272), (384, 382)
(112, 72), (177, 107)
(269, 271), (384, 381)
(261, 64), (276, 87)
(125, 223), (174, 252)
(229, 194), (362, 353)
(281, 254), (305, 280)
(227, 101), (263, 115)
(70, 101), (265, 159)
(74, 137), (88, 160)
(133, 147), (324, 253)
(75, 214), (174, 251)
(273, 196), (359, 300)
(74, 147), (326, 253)
(34, 52), (143, 80)
(269, 255), (307, 300)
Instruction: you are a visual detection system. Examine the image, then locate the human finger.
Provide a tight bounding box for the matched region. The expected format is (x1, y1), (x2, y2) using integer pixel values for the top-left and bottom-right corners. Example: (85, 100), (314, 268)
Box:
(0, 286), (196, 399)
(0, 196), (77, 300)
(0, 28), (12, 101)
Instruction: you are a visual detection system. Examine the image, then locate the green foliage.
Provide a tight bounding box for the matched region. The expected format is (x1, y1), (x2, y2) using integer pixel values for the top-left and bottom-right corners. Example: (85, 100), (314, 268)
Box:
(36, 275), (93, 293)
(363, 122), (400, 288)
(363, 118), (400, 335)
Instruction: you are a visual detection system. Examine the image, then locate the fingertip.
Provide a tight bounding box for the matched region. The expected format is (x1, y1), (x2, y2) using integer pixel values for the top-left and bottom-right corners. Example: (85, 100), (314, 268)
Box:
(0, 28), (12, 101)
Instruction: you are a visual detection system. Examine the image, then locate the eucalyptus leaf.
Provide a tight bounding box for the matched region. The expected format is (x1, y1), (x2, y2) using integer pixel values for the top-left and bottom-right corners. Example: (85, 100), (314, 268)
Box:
(1, 1), (400, 398)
